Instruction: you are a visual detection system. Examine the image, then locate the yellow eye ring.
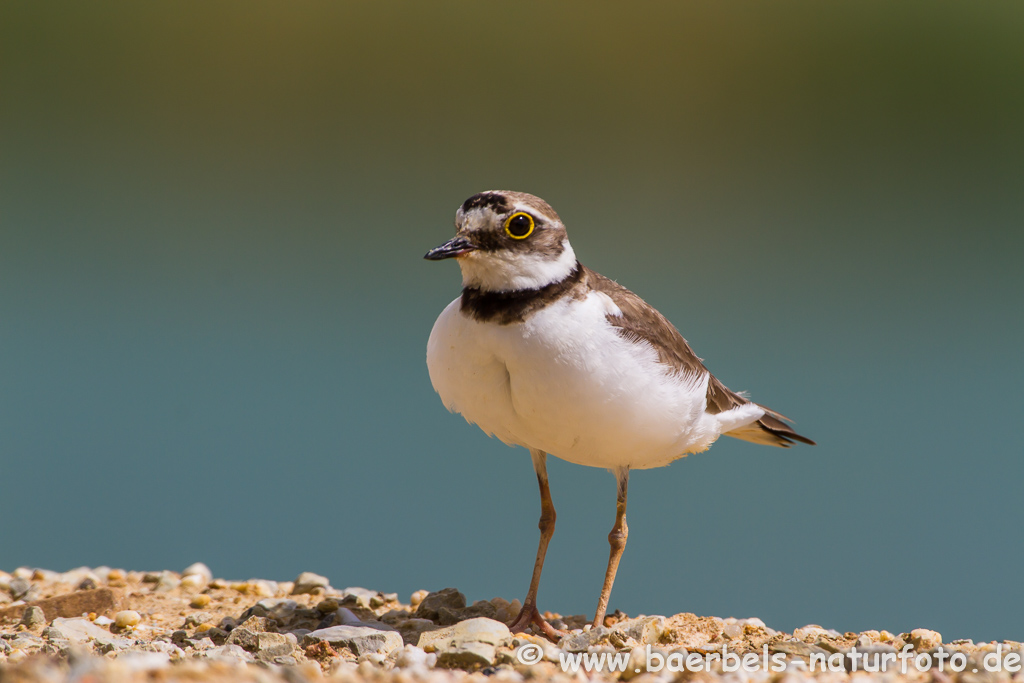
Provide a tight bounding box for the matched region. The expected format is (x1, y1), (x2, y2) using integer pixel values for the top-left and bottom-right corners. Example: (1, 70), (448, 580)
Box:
(504, 212), (535, 239)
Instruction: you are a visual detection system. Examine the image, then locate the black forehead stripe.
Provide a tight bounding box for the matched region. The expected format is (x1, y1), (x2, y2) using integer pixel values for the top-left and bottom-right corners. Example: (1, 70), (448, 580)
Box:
(461, 192), (511, 213)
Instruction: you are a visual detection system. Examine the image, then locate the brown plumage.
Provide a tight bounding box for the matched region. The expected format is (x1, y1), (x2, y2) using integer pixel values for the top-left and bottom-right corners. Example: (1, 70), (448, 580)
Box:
(586, 268), (815, 448)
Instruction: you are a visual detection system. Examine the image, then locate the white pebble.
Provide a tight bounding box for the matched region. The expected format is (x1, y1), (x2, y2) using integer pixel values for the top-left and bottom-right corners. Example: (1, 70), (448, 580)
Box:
(114, 610), (142, 629)
(182, 562), (213, 583)
(723, 622), (743, 639)
(793, 625), (830, 640)
(394, 645), (430, 668)
(180, 574), (206, 592)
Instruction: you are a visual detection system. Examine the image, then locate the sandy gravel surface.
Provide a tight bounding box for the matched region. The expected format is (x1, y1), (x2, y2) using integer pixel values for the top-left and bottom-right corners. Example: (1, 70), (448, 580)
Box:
(1, 565), (1020, 683)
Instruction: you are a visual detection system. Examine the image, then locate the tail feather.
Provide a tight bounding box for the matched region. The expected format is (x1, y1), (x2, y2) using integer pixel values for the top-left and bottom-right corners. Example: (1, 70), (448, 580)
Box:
(725, 411), (816, 448)
(706, 374), (815, 448)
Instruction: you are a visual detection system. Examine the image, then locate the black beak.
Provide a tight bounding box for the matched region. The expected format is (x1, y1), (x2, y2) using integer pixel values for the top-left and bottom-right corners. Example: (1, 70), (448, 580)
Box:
(424, 235), (477, 260)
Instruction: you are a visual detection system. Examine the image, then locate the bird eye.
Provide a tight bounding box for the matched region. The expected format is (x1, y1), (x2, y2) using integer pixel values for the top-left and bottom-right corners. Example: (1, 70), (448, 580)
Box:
(504, 212), (535, 239)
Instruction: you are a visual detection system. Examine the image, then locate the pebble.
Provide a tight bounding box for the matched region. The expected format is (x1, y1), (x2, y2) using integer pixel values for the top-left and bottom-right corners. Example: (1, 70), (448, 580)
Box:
(201, 643), (254, 664)
(58, 568), (97, 589)
(180, 574), (206, 592)
(114, 610), (142, 629)
(793, 625), (831, 640)
(141, 640), (184, 658)
(559, 626), (611, 653)
(33, 569), (61, 583)
(225, 628), (258, 651)
(723, 621), (743, 639)
(303, 624), (404, 657)
(19, 605), (45, 629)
(393, 644), (435, 669)
(908, 628), (943, 650)
(435, 641), (497, 669)
(8, 577), (32, 600)
(291, 571), (330, 595)
(419, 617), (512, 651)
(317, 598), (339, 613)
(205, 627), (229, 644)
(237, 616), (273, 633)
(114, 650), (171, 672)
(255, 598), (300, 621)
(414, 588), (466, 621)
(410, 589), (429, 608)
(253, 580), (278, 597)
(182, 562), (213, 583)
(144, 571), (181, 592)
(358, 653), (387, 670)
(613, 615), (666, 645)
(396, 617), (440, 645)
(183, 613), (212, 628)
(255, 632), (296, 658)
(10, 633), (45, 650)
(341, 586), (380, 609)
(41, 625), (66, 640)
(190, 593), (211, 608)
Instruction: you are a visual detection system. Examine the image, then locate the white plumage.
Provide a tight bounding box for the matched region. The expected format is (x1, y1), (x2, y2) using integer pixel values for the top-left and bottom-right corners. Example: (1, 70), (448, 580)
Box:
(427, 289), (765, 470)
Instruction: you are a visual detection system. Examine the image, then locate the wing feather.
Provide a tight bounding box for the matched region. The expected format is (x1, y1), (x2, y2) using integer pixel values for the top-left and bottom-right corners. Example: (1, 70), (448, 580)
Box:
(584, 267), (814, 448)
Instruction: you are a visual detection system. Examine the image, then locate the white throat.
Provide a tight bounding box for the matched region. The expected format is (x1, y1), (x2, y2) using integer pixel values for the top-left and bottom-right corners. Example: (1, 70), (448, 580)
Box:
(458, 240), (577, 292)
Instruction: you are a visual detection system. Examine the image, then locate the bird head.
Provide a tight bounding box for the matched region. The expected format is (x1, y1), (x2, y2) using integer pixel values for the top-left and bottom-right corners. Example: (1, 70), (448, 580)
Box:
(425, 191), (577, 292)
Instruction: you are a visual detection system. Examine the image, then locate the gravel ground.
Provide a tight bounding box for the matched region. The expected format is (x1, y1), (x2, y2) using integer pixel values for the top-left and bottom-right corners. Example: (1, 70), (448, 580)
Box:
(1, 566), (1020, 683)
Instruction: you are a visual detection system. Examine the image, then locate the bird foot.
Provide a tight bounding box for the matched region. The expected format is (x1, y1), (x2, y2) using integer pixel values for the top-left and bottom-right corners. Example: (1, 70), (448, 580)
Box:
(508, 603), (564, 642)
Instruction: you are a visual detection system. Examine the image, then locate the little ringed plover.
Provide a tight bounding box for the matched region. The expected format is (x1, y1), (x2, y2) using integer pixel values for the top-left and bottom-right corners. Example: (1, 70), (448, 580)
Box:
(424, 190), (814, 639)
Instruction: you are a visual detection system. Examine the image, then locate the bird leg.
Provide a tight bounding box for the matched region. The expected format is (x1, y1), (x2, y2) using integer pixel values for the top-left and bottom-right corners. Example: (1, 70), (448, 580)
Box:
(508, 450), (563, 641)
(593, 467), (629, 627)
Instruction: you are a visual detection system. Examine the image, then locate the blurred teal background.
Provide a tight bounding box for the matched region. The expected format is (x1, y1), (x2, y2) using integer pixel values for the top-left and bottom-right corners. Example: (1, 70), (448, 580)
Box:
(2, 1), (1022, 642)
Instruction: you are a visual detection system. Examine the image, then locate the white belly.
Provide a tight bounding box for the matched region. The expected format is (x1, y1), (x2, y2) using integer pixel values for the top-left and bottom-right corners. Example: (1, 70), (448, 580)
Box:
(426, 292), (739, 470)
